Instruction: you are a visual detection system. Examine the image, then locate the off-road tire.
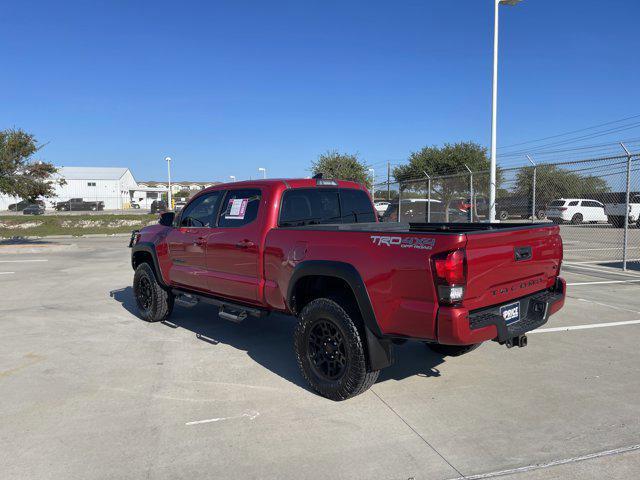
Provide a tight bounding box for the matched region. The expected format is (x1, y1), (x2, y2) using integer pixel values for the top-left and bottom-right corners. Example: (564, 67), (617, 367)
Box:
(294, 298), (379, 401)
(133, 263), (174, 322)
(425, 343), (481, 357)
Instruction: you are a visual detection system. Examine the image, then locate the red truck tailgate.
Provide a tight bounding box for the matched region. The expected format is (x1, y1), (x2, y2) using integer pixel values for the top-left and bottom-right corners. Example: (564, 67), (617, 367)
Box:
(463, 225), (562, 311)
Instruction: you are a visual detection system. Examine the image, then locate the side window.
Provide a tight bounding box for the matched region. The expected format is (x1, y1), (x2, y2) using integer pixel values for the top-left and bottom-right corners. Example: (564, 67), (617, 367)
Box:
(218, 189), (262, 228)
(279, 189), (341, 227)
(339, 189), (376, 223)
(568, 201), (579, 206)
(179, 192), (222, 227)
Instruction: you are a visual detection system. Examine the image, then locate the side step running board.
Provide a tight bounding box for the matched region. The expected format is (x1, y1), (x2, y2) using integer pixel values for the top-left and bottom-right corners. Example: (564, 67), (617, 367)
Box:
(218, 308), (248, 323)
(171, 288), (265, 322)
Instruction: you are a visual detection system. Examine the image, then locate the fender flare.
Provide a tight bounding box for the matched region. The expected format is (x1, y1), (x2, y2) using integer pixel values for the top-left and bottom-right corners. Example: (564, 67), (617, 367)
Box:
(131, 242), (168, 287)
(287, 260), (393, 370)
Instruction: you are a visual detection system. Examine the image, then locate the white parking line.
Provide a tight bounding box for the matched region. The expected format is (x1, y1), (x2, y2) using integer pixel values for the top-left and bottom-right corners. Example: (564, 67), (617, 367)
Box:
(565, 247), (640, 252)
(185, 410), (259, 426)
(0, 272), (15, 275)
(448, 443), (640, 480)
(0, 259), (48, 263)
(531, 319), (640, 333)
(563, 263), (640, 277)
(568, 279), (640, 286)
(565, 258), (640, 264)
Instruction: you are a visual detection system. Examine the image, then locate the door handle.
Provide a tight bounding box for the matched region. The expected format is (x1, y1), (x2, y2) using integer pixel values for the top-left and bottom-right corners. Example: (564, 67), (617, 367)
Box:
(235, 240), (255, 249)
(194, 237), (207, 246)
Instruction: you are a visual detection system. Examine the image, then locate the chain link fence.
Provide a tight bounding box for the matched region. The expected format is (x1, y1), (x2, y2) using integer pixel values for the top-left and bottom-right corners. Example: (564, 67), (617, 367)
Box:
(376, 152), (640, 271)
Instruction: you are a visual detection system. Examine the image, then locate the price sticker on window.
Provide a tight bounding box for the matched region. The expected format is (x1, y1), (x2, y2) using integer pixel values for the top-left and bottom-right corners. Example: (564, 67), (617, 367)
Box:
(225, 198), (248, 219)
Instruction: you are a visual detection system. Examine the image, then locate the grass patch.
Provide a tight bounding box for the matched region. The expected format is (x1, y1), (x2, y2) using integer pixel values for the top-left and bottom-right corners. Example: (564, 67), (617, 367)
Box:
(0, 214), (158, 237)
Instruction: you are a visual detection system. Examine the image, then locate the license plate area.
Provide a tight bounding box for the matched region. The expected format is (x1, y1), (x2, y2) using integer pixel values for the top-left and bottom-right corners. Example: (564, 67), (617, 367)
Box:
(500, 302), (520, 326)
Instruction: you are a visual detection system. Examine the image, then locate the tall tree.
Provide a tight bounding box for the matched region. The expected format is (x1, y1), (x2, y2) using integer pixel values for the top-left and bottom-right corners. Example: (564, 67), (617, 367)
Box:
(0, 128), (61, 200)
(312, 150), (371, 187)
(514, 164), (610, 205)
(393, 142), (493, 220)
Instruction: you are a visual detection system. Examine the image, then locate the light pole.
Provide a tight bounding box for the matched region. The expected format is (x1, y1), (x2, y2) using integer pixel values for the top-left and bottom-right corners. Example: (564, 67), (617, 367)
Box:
(368, 168), (375, 199)
(258, 167), (266, 179)
(229, 175), (236, 182)
(165, 156), (172, 209)
(489, 0), (522, 222)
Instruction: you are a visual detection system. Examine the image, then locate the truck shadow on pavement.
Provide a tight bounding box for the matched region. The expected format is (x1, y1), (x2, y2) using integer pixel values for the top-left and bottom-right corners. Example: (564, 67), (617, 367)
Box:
(110, 287), (448, 391)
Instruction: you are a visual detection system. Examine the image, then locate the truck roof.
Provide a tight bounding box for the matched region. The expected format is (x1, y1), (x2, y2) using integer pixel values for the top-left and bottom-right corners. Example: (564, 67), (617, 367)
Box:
(200, 178), (367, 192)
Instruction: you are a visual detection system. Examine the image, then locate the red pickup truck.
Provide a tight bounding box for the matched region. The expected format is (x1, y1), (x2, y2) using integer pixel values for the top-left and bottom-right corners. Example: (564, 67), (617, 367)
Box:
(129, 177), (565, 400)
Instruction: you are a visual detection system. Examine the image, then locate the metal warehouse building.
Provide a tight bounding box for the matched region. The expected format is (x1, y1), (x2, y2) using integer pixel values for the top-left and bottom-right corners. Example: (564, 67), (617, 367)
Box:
(0, 166), (167, 211)
(49, 167), (139, 210)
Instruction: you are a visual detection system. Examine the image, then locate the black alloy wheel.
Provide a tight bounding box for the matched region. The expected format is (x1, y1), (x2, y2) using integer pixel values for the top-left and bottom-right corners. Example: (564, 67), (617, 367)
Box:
(133, 263), (174, 322)
(307, 319), (347, 381)
(294, 298), (379, 400)
(136, 276), (153, 312)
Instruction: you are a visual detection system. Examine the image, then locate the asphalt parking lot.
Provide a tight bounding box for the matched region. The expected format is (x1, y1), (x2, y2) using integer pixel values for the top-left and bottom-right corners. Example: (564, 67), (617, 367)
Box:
(1, 236), (639, 480)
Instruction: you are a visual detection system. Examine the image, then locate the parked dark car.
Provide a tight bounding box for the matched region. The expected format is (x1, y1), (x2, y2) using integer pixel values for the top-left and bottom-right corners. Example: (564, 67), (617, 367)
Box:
(22, 204), (46, 215)
(55, 198), (105, 211)
(495, 196), (547, 220)
(8, 199), (45, 211)
(150, 200), (168, 214)
(380, 199), (468, 223)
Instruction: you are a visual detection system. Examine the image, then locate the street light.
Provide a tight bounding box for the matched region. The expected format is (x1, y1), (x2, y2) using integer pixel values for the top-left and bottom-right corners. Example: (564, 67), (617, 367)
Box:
(368, 168), (375, 199)
(165, 156), (172, 210)
(229, 175), (236, 182)
(489, 0), (523, 222)
(258, 167), (266, 179)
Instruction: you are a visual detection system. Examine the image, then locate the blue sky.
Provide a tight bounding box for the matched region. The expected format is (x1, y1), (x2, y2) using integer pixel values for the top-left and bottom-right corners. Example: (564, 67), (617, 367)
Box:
(2, 0), (639, 182)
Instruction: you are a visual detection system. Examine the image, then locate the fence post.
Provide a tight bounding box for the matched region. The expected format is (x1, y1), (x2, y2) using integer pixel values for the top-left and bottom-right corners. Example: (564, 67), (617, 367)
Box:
(527, 155), (536, 222)
(387, 161), (391, 201)
(621, 143), (632, 271)
(428, 176), (432, 223)
(398, 183), (402, 223)
(465, 165), (473, 223)
(423, 171), (431, 222)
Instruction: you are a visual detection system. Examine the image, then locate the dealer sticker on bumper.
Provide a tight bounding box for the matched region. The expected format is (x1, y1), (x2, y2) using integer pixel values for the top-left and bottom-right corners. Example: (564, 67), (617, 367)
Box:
(500, 302), (520, 326)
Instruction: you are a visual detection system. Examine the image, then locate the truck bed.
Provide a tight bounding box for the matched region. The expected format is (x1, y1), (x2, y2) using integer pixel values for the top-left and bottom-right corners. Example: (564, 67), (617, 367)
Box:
(280, 221), (551, 234)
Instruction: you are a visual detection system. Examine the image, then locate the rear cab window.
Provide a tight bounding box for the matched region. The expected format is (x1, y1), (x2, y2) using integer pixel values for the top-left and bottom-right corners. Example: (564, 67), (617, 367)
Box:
(279, 188), (375, 227)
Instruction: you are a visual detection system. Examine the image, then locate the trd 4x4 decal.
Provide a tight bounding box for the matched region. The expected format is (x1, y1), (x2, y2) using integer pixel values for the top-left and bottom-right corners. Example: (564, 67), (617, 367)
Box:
(370, 235), (435, 250)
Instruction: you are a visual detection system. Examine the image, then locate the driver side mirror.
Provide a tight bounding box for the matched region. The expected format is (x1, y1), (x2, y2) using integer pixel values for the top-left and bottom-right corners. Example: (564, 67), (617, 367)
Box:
(158, 211), (175, 227)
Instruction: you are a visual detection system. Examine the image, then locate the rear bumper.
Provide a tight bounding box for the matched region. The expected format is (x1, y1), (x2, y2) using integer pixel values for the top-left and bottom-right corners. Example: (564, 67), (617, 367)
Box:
(436, 277), (566, 345)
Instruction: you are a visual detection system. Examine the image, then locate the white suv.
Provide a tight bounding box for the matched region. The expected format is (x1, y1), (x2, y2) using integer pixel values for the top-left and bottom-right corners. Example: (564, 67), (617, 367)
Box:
(546, 198), (608, 224)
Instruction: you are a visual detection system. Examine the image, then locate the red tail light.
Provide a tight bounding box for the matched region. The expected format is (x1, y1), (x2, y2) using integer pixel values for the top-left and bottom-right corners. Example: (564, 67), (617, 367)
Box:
(431, 249), (467, 305)
(558, 207), (568, 211)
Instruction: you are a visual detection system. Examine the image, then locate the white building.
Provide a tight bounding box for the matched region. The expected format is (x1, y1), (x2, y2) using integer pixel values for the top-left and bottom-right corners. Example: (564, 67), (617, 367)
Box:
(48, 167), (139, 210)
(0, 166), (226, 211)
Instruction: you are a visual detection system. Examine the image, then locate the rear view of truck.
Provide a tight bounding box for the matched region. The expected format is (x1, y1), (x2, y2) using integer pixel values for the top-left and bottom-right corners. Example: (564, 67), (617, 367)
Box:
(424, 223), (565, 349)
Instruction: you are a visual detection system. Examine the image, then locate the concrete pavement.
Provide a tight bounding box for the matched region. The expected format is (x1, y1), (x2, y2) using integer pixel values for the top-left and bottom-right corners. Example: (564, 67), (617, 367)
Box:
(1, 237), (639, 479)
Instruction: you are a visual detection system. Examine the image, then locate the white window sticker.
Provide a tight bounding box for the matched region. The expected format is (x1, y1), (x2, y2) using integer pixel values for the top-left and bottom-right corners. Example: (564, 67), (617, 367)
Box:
(225, 198), (248, 219)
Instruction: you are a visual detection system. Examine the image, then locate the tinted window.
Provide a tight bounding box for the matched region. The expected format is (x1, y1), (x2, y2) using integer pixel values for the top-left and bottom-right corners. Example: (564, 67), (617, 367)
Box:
(583, 201), (602, 207)
(279, 189), (341, 227)
(180, 192), (222, 227)
(218, 189), (262, 228)
(549, 200), (566, 207)
(340, 189), (376, 223)
(568, 201), (579, 206)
